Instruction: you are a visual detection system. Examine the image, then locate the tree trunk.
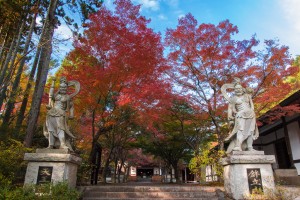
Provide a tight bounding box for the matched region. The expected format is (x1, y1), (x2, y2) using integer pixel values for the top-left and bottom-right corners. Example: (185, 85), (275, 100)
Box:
(24, 0), (58, 147)
(173, 162), (180, 183)
(14, 47), (41, 133)
(0, 18), (25, 88)
(102, 150), (113, 184)
(90, 142), (102, 185)
(89, 109), (98, 163)
(89, 126), (113, 164)
(117, 159), (124, 183)
(2, 13), (36, 129)
(169, 167), (173, 183)
(113, 158), (117, 183)
(0, 18), (26, 116)
(124, 165), (130, 183)
(0, 30), (9, 68)
(0, 33), (16, 88)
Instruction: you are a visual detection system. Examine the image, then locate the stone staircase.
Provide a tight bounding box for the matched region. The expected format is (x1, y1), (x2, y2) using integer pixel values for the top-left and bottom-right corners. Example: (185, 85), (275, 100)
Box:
(80, 184), (224, 200)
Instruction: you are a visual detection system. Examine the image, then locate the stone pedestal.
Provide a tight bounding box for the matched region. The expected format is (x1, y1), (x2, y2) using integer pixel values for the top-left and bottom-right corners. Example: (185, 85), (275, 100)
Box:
(221, 151), (276, 200)
(24, 149), (82, 188)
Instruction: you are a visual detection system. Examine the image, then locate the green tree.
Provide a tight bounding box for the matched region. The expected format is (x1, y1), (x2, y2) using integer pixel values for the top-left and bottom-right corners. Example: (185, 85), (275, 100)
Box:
(137, 101), (205, 183)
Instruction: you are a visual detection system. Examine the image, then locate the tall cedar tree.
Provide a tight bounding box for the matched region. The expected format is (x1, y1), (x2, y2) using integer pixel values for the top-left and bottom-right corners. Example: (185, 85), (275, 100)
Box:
(23, 0), (103, 147)
(165, 14), (298, 150)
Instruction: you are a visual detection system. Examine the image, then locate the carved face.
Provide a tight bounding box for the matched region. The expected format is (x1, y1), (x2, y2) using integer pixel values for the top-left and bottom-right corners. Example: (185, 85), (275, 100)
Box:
(234, 84), (244, 96)
(59, 84), (67, 94)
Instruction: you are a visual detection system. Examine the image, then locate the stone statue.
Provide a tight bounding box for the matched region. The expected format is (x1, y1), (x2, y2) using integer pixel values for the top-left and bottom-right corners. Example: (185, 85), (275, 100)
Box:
(221, 78), (259, 153)
(43, 76), (80, 151)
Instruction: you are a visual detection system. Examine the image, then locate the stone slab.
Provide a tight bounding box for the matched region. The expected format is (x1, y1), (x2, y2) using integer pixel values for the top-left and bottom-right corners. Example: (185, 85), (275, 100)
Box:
(275, 169), (298, 177)
(221, 154), (276, 166)
(24, 152), (82, 188)
(24, 161), (78, 188)
(24, 153), (82, 165)
(230, 150), (265, 155)
(35, 148), (71, 154)
(222, 153), (276, 199)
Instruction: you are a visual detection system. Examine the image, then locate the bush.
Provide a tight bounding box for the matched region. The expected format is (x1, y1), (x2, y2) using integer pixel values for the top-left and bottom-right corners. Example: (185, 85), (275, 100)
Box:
(244, 186), (300, 200)
(0, 139), (32, 187)
(49, 182), (81, 200)
(0, 182), (81, 200)
(0, 185), (36, 200)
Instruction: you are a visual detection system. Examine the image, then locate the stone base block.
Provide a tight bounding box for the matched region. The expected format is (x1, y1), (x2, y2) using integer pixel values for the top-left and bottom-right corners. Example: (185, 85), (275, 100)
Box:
(221, 151), (276, 199)
(152, 175), (163, 182)
(127, 175), (137, 182)
(275, 169), (300, 185)
(24, 149), (82, 188)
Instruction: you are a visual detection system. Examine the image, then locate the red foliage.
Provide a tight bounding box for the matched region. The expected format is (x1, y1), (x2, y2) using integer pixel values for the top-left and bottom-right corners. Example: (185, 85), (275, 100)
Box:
(127, 148), (158, 167)
(257, 104), (300, 126)
(62, 0), (172, 140)
(257, 90), (300, 125)
(165, 14), (298, 145)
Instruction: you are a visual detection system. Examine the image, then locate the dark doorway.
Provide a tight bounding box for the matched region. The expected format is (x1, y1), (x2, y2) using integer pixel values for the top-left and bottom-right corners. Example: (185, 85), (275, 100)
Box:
(275, 138), (291, 169)
(182, 167), (194, 182)
(137, 168), (153, 178)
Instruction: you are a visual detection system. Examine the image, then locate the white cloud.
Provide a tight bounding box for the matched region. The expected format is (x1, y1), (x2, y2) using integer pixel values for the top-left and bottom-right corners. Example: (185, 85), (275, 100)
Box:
(277, 0), (300, 56)
(36, 16), (42, 26)
(173, 10), (184, 20)
(178, 14), (185, 19)
(279, 0), (300, 32)
(103, 0), (115, 11)
(163, 0), (179, 8)
(158, 14), (167, 20)
(55, 24), (73, 40)
(134, 0), (160, 11)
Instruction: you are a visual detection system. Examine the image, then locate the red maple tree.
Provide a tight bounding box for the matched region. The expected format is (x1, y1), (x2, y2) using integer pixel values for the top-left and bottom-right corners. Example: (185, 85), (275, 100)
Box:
(165, 14), (298, 150)
(61, 0), (172, 182)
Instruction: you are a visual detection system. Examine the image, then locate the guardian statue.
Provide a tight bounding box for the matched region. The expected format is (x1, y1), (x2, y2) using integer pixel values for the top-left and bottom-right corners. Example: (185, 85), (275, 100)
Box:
(44, 76), (80, 151)
(221, 78), (259, 153)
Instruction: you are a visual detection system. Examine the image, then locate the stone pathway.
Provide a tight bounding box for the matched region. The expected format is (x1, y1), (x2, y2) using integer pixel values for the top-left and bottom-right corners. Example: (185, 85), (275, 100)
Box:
(78, 183), (300, 200)
(79, 184), (225, 200)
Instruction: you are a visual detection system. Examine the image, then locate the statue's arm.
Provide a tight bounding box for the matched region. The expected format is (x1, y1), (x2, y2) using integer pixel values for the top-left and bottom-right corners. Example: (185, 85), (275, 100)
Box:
(69, 100), (74, 119)
(68, 80), (80, 99)
(228, 103), (235, 128)
(47, 77), (56, 109)
(249, 95), (254, 110)
(228, 103), (235, 121)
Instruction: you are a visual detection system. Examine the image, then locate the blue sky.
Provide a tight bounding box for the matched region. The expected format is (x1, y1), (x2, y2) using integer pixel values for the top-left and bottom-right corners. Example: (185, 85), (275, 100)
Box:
(103, 0), (300, 57)
(54, 0), (300, 63)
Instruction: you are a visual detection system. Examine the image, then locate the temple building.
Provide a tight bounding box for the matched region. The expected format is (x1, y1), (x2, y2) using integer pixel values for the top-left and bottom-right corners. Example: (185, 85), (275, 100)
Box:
(253, 90), (300, 185)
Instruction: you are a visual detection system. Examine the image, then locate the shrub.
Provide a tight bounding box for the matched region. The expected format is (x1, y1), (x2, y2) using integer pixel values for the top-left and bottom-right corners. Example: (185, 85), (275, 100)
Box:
(0, 185), (36, 200)
(0, 139), (32, 187)
(0, 182), (81, 200)
(244, 186), (300, 200)
(49, 182), (81, 200)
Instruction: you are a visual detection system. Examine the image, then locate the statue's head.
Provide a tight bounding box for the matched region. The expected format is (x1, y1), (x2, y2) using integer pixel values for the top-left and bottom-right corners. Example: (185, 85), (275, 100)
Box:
(59, 77), (68, 94)
(234, 83), (244, 96)
(231, 77), (244, 96)
(233, 77), (241, 84)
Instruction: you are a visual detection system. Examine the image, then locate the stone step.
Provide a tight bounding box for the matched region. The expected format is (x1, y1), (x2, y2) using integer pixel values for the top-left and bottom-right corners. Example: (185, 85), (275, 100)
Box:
(83, 191), (217, 198)
(82, 185), (218, 192)
(83, 198), (219, 200)
(81, 185), (222, 200)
